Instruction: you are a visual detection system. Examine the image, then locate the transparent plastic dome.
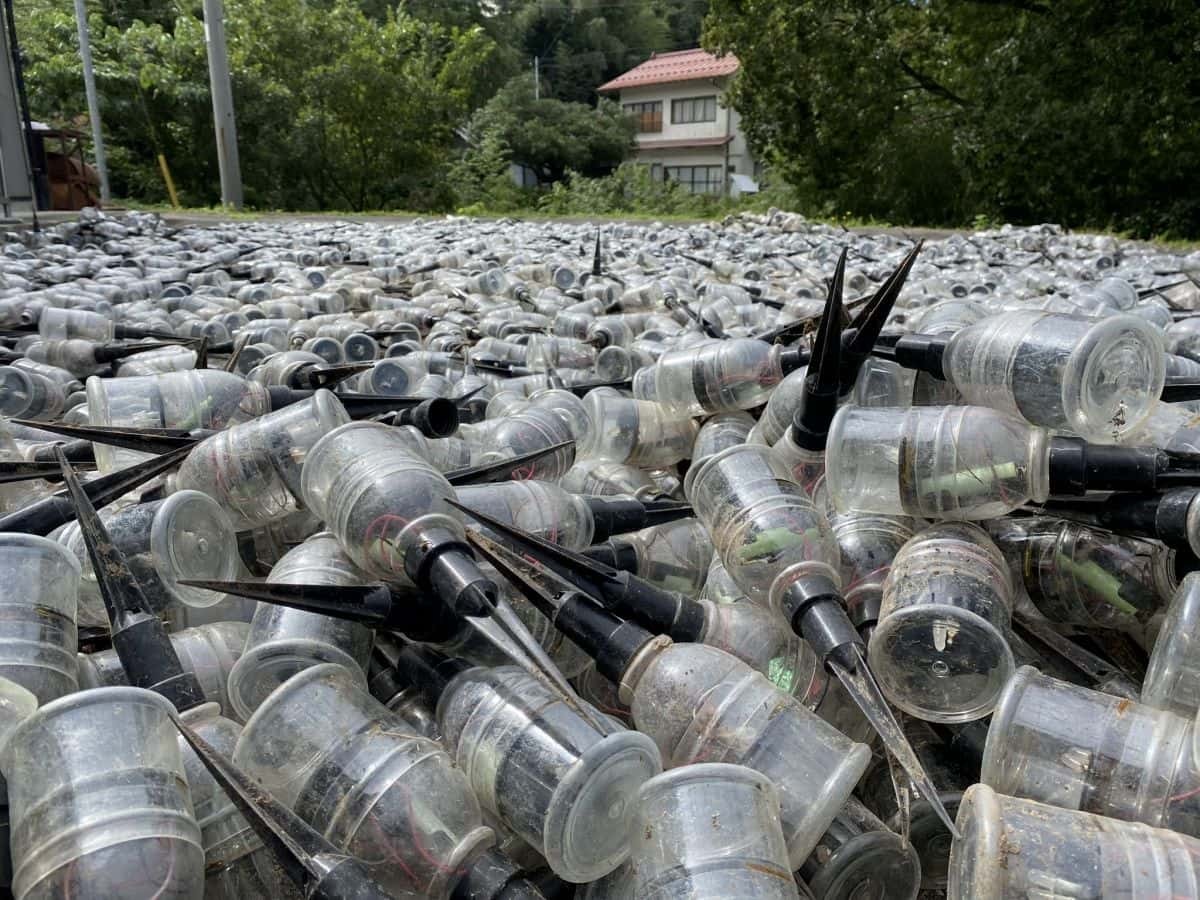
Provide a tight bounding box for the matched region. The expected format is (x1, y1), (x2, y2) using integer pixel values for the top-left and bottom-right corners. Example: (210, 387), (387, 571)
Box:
(176, 390), (350, 530)
(1143, 573), (1200, 716)
(235, 662), (491, 898)
(226, 532), (373, 720)
(300, 421), (464, 582)
(950, 785), (1200, 900)
(628, 641), (871, 866)
(1, 687), (204, 900)
(59, 491), (238, 618)
(628, 763), (797, 900)
(438, 666), (661, 882)
(982, 666), (1199, 835)
(871, 522), (1015, 723)
(77, 621), (250, 717)
(827, 406), (1051, 520)
(944, 309), (1165, 444)
(689, 444), (840, 615)
(0, 534), (80, 705)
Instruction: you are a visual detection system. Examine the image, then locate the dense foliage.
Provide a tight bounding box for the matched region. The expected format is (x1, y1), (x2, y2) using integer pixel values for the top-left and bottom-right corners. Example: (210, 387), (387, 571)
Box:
(463, 75), (636, 184)
(13, 0), (701, 210)
(14, 0), (1199, 234)
(703, 0), (1200, 237)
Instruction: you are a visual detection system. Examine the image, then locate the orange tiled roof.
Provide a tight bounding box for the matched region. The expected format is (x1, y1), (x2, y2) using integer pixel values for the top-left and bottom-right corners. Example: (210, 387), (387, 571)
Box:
(598, 48), (739, 92)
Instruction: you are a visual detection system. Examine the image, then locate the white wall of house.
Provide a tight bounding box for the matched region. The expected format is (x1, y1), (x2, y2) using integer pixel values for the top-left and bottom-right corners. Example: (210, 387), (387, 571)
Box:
(615, 79), (755, 194)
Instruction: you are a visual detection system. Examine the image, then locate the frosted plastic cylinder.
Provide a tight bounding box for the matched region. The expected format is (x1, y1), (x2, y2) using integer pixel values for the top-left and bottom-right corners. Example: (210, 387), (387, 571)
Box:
(234, 663), (491, 899)
(0, 367), (68, 421)
(524, 388), (594, 446)
(438, 666), (661, 882)
(342, 331), (379, 362)
(228, 510), (315, 576)
(827, 406), (1051, 520)
(766, 428), (829, 499)
(830, 512), (917, 638)
(758, 631), (872, 744)
(697, 592), (809, 695)
(300, 421), (465, 582)
(9, 359), (81, 396)
(1144, 573), (1200, 716)
(943, 309), (1165, 444)
(578, 389), (697, 468)
(572, 663), (632, 726)
(914, 299), (989, 338)
(628, 763), (798, 900)
(797, 798), (920, 900)
(378, 686), (440, 740)
(86, 370), (270, 472)
(701, 555), (748, 605)
(628, 642), (872, 865)
(0, 687), (204, 900)
(116, 344), (198, 376)
(632, 338), (790, 416)
(525, 335), (595, 370)
(871, 522), (1015, 723)
(949, 784), (1200, 900)
(988, 516), (1174, 629)
(689, 444), (840, 614)
(699, 598), (793, 672)
(682, 410), (755, 498)
(908, 300), (988, 407)
(59, 491), (238, 621)
(225, 532), (373, 720)
(177, 703), (299, 899)
(849, 357), (915, 409)
(0, 535), (79, 706)
(76, 621), (249, 717)
(301, 336), (343, 363)
(757, 367), (809, 447)
(231, 342), (282, 375)
(36, 307), (115, 341)
(175, 390), (350, 530)
(982, 666), (1200, 835)
(624, 518), (714, 596)
(362, 357), (416, 395)
(485, 407), (576, 480)
(245, 349), (325, 387)
(595, 345), (633, 381)
(456, 481), (595, 550)
(560, 458), (660, 499)
(393, 426), (475, 473)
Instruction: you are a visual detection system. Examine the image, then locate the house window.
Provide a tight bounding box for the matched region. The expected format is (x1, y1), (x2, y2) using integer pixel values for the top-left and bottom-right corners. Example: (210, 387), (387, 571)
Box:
(664, 165), (724, 195)
(624, 101), (662, 133)
(671, 95), (717, 124)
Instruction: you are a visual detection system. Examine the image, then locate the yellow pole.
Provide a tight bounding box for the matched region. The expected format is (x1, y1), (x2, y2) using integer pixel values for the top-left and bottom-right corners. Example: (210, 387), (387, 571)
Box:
(157, 153), (180, 208)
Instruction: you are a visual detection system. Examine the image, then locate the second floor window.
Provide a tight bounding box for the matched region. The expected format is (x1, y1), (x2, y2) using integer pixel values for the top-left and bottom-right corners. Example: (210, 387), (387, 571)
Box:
(671, 95), (717, 124)
(624, 101), (663, 133)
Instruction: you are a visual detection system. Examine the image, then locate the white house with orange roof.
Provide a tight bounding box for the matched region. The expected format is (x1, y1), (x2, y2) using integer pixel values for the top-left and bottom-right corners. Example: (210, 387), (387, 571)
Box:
(598, 48), (757, 197)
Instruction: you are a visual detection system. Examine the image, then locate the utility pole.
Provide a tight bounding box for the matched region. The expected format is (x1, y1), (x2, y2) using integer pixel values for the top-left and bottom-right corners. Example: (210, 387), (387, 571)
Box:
(533, 56), (540, 101)
(73, 0), (109, 203)
(1, 0), (38, 227)
(201, 0), (242, 209)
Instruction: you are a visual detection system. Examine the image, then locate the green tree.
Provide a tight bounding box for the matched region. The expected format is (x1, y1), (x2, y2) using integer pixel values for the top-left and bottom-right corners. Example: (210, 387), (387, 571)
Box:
(450, 128), (527, 212)
(14, 0), (501, 210)
(464, 74), (635, 184)
(704, 0), (1200, 237)
(510, 0), (673, 104)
